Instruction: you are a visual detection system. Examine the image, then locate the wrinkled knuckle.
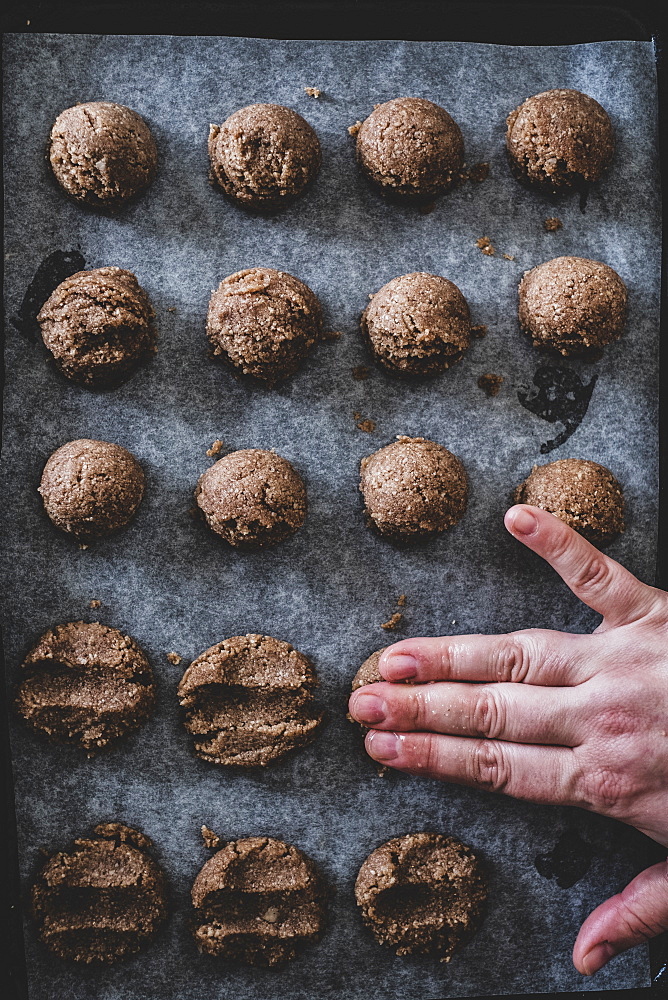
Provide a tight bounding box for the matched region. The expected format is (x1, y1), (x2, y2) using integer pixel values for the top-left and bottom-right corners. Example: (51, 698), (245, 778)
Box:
(472, 688), (505, 739)
(572, 553), (612, 595)
(496, 636), (532, 683)
(411, 688), (430, 730)
(594, 704), (639, 739)
(577, 766), (633, 813)
(422, 733), (443, 775)
(470, 740), (511, 792)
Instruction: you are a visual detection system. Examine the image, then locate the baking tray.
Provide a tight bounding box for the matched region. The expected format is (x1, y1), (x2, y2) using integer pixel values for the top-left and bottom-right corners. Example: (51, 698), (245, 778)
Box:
(1, 3), (666, 999)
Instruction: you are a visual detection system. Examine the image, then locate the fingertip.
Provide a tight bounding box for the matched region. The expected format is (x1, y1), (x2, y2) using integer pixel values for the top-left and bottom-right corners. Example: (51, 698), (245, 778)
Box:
(378, 643), (418, 681)
(505, 504), (539, 538)
(365, 729), (400, 761)
(577, 942), (616, 976)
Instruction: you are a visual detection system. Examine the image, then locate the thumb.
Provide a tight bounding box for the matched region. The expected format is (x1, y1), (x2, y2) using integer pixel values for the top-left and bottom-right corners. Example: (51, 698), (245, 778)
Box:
(573, 860), (668, 975)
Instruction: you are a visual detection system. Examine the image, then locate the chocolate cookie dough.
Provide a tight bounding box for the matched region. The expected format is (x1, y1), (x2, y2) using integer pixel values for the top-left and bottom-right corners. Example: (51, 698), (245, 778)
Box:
(506, 89), (614, 192)
(37, 267), (156, 386)
(195, 448), (306, 547)
(177, 634), (323, 766)
(15, 622), (155, 751)
(206, 267), (324, 382)
(355, 832), (487, 962)
(208, 103), (321, 210)
(192, 836), (326, 965)
(356, 97), (464, 201)
(360, 436), (468, 541)
(518, 256), (627, 356)
(362, 272), (471, 375)
(39, 439), (145, 541)
(351, 647), (385, 694)
(48, 102), (158, 208)
(32, 823), (168, 963)
(512, 458), (625, 545)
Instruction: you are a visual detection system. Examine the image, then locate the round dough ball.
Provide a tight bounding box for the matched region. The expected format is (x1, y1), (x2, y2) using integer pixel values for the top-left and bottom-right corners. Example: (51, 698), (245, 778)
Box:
(206, 267), (324, 382)
(37, 266), (156, 386)
(355, 832), (487, 961)
(192, 836), (326, 965)
(208, 103), (321, 210)
(32, 823), (167, 963)
(196, 448), (306, 547)
(362, 272), (471, 375)
(178, 633), (323, 766)
(48, 102), (158, 207)
(39, 439), (145, 541)
(506, 89), (614, 191)
(360, 436), (468, 541)
(15, 622), (155, 751)
(512, 458), (625, 545)
(356, 97), (464, 201)
(351, 648), (386, 694)
(518, 256), (627, 355)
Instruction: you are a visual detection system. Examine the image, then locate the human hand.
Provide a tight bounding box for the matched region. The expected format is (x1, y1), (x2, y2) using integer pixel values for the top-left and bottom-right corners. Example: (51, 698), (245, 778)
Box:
(348, 504), (668, 975)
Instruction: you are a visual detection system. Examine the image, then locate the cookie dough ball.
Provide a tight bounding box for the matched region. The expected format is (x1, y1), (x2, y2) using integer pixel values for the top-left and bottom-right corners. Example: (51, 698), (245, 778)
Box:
(207, 267), (324, 382)
(512, 458), (625, 545)
(360, 436), (468, 541)
(39, 439), (145, 541)
(48, 102), (158, 208)
(196, 448), (306, 547)
(356, 97), (464, 201)
(208, 103), (321, 210)
(178, 633), (323, 766)
(362, 272), (471, 375)
(37, 267), (156, 386)
(192, 836), (326, 965)
(506, 89), (614, 192)
(15, 622), (155, 751)
(351, 648), (386, 694)
(518, 256), (627, 355)
(355, 832), (487, 961)
(32, 823), (167, 962)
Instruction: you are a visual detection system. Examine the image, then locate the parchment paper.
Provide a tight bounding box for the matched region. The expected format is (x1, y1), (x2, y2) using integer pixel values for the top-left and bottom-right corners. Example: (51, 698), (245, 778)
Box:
(2, 33), (661, 999)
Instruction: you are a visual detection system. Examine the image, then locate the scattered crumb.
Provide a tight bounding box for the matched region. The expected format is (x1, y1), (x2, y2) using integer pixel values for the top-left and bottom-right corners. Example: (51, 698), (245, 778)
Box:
(206, 439), (224, 457)
(465, 161), (490, 183)
(348, 120), (362, 137)
(304, 87), (322, 99)
(262, 906), (280, 923)
(352, 365), (371, 381)
(544, 217), (563, 232)
(418, 201), (436, 215)
(89, 599), (101, 609)
(396, 594), (407, 607)
(471, 324), (488, 339)
(502, 253), (516, 260)
(323, 329), (342, 340)
(353, 412), (376, 433)
(381, 612), (404, 631)
(477, 373), (505, 397)
(451, 619), (458, 626)
(166, 652), (183, 666)
(166, 306), (177, 313)
(79, 543), (89, 551)
(476, 236), (515, 260)
(201, 825), (221, 850)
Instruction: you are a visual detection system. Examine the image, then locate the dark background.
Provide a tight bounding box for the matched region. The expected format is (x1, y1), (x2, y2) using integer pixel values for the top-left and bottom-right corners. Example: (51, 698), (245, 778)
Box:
(2, 2), (666, 999)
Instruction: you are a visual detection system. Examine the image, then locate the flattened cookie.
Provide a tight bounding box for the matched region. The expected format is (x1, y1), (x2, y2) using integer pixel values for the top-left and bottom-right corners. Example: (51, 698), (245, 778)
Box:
(15, 621), (155, 751)
(177, 634), (323, 766)
(32, 823), (168, 962)
(192, 836), (326, 965)
(355, 832), (487, 961)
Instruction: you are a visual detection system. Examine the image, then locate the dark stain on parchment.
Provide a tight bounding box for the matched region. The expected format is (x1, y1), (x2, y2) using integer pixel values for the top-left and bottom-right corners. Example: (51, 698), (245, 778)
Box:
(534, 830), (594, 889)
(518, 364), (598, 453)
(14, 250), (85, 341)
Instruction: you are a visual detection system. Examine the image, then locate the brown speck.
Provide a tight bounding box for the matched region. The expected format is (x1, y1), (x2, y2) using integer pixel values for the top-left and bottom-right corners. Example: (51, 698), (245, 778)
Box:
(167, 306), (177, 313)
(167, 652), (183, 666)
(466, 161), (490, 183)
(381, 612), (404, 631)
(201, 825), (221, 849)
(502, 253), (516, 261)
(471, 324), (487, 339)
(476, 236), (496, 257)
(348, 121), (362, 137)
(544, 217), (563, 232)
(477, 373), (504, 397)
(304, 87), (322, 99)
(396, 594), (407, 607)
(206, 439), (224, 457)
(79, 543), (89, 551)
(354, 412), (376, 433)
(89, 599), (101, 609)
(352, 365), (371, 381)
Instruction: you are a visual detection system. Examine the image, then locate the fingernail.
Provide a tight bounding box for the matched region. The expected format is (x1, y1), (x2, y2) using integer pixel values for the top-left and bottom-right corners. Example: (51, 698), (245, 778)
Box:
(509, 506), (538, 536)
(382, 652), (418, 680)
(366, 731), (400, 761)
(582, 942), (616, 975)
(351, 692), (386, 724)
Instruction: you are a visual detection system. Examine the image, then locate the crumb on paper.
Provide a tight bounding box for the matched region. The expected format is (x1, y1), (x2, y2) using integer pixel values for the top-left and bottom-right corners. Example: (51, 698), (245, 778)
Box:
(201, 825), (221, 849)
(348, 120), (362, 136)
(324, 329), (342, 340)
(465, 161), (490, 183)
(477, 373), (504, 397)
(381, 612), (404, 631)
(352, 365), (371, 381)
(471, 324), (487, 339)
(79, 543), (89, 551)
(476, 236), (515, 260)
(396, 594), (407, 607)
(353, 412), (376, 433)
(206, 439), (224, 457)
(167, 306), (177, 313)
(544, 217), (563, 232)
(502, 253), (515, 260)
(304, 87), (322, 99)
(451, 620), (458, 626)
(89, 599), (101, 609)
(167, 652), (182, 666)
